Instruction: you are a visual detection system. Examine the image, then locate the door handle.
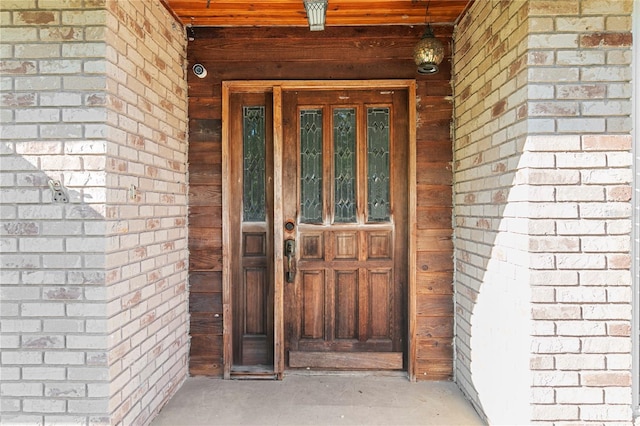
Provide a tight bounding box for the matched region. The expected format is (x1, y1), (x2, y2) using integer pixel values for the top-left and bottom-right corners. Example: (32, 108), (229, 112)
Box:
(284, 239), (296, 283)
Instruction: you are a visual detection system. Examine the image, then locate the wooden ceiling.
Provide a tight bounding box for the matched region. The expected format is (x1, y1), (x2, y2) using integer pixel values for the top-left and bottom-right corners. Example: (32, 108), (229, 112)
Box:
(163, 0), (472, 27)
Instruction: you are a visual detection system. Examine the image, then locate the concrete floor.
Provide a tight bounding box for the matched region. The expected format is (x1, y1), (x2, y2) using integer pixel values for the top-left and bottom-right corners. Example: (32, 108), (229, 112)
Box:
(151, 373), (484, 426)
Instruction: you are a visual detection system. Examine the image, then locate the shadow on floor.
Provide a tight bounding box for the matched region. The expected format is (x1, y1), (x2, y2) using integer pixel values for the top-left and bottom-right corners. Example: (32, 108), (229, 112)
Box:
(152, 374), (484, 425)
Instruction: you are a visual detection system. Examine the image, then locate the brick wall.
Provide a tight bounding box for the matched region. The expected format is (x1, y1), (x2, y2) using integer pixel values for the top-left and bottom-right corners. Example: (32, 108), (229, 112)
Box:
(453, 0), (532, 423)
(526, 1), (634, 423)
(0, 1), (188, 424)
(103, 1), (188, 425)
(454, 0), (634, 423)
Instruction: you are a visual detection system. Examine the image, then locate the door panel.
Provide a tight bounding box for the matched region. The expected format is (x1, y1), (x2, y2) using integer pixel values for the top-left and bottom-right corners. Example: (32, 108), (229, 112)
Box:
(229, 92), (274, 370)
(283, 89), (408, 370)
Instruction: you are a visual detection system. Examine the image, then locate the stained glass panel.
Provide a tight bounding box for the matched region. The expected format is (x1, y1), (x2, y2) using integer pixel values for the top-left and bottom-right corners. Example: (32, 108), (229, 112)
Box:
(333, 108), (356, 222)
(243, 106), (266, 222)
(367, 107), (390, 221)
(300, 109), (323, 223)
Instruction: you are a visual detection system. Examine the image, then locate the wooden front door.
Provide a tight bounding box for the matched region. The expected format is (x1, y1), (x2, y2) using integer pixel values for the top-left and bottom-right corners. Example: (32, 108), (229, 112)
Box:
(225, 82), (411, 377)
(282, 89), (408, 370)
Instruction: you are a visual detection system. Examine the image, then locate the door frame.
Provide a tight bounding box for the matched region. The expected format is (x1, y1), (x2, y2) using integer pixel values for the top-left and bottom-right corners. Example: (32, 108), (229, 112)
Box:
(222, 80), (417, 380)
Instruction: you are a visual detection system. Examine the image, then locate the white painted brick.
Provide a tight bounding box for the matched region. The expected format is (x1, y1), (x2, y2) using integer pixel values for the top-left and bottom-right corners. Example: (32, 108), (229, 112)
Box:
(555, 354), (605, 370)
(67, 335), (107, 350)
(556, 321), (606, 336)
(1, 319), (42, 332)
(581, 337), (631, 354)
(43, 319), (84, 333)
(606, 354), (632, 370)
(45, 383), (86, 398)
(556, 287), (607, 303)
(0, 302), (19, 316)
(531, 304), (581, 320)
(67, 399), (109, 414)
(557, 50), (605, 66)
(67, 367), (108, 381)
(580, 404), (632, 421)
(557, 186), (605, 202)
(1, 397), (21, 412)
(0, 286), (39, 300)
(87, 383), (109, 398)
(582, 304), (631, 320)
(40, 59), (83, 74)
(66, 302), (106, 317)
(531, 387), (555, 403)
(44, 351), (85, 365)
(533, 321), (555, 336)
(531, 404), (579, 421)
(581, 169), (632, 185)
(14, 76), (62, 91)
(23, 399), (67, 413)
(606, 219), (632, 235)
(557, 118), (606, 133)
(1, 382), (43, 397)
(22, 367), (66, 381)
(581, 66), (632, 82)
(22, 335), (64, 349)
(19, 237), (64, 252)
(604, 387), (632, 404)
(1, 334), (20, 348)
(42, 416), (87, 425)
(531, 337), (581, 354)
(21, 303), (65, 317)
(39, 92), (83, 106)
(15, 108), (60, 123)
(589, 235), (632, 255)
(556, 254), (606, 270)
(40, 123), (83, 139)
(556, 387), (603, 404)
(555, 17), (604, 32)
(556, 220), (605, 236)
(41, 255), (83, 269)
(22, 270), (66, 284)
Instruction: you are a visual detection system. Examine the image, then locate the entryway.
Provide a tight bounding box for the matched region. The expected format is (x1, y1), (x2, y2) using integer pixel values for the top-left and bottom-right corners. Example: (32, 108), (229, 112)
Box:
(223, 81), (418, 378)
(151, 375), (484, 425)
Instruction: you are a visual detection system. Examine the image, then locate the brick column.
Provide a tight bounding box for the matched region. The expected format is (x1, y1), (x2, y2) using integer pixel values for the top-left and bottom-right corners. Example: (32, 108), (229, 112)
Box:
(454, 0), (634, 423)
(0, 2), (188, 424)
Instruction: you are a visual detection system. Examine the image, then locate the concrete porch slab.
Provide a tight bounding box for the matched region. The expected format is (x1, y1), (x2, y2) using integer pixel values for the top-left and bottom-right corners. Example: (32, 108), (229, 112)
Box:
(152, 374), (484, 425)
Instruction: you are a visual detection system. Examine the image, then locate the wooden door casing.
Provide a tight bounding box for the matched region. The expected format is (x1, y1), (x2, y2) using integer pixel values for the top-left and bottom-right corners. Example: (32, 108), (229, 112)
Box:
(282, 89), (409, 370)
(221, 80), (421, 379)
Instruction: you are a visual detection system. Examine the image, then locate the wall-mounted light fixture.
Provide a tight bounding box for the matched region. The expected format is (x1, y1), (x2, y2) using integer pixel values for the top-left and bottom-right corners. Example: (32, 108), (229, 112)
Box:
(413, 0), (445, 74)
(303, 0), (328, 31)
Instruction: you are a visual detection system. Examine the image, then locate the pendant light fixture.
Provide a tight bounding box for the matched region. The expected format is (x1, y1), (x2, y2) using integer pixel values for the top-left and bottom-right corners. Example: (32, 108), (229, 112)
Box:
(413, 0), (445, 74)
(303, 0), (328, 31)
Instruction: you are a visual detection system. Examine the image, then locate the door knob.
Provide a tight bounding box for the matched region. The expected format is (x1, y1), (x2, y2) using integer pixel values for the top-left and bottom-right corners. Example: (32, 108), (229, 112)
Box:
(284, 239), (296, 283)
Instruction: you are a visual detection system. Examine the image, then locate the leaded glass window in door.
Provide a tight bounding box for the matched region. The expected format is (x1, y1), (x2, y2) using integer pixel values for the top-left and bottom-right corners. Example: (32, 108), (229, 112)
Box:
(367, 107), (390, 221)
(333, 108), (356, 223)
(300, 109), (323, 223)
(243, 106), (266, 222)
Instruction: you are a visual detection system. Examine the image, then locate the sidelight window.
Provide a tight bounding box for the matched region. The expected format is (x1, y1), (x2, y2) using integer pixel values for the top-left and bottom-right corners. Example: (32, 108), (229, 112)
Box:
(242, 106), (266, 222)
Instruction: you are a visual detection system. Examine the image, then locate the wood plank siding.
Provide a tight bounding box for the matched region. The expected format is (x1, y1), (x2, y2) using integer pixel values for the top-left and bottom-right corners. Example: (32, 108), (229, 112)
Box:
(187, 26), (453, 379)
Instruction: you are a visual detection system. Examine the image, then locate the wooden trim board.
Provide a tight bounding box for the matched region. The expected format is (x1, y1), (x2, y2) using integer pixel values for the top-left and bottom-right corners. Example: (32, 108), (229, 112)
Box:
(289, 352), (403, 370)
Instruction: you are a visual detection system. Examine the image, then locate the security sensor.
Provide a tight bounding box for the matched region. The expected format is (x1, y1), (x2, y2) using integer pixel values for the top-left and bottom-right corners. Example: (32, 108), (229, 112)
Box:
(192, 63), (207, 78)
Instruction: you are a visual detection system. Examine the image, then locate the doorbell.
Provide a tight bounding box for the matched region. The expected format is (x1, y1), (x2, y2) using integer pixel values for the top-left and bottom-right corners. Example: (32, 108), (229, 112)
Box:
(192, 63), (207, 78)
